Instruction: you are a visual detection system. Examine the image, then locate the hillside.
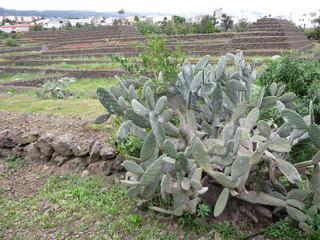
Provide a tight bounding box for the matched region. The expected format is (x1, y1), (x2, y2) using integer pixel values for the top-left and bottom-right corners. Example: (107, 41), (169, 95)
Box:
(0, 7), (165, 18)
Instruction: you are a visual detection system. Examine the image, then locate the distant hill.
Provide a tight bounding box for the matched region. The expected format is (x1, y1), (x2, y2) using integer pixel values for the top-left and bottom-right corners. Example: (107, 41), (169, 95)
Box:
(0, 7), (168, 18)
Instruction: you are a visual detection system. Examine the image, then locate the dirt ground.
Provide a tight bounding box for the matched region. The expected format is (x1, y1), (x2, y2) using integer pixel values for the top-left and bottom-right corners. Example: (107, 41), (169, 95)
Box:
(0, 160), (72, 199)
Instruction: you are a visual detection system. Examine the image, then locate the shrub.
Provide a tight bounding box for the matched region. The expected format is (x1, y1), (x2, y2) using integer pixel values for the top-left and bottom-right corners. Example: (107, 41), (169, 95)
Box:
(0, 30), (9, 39)
(37, 77), (75, 99)
(140, 36), (186, 83)
(265, 219), (304, 240)
(303, 26), (320, 40)
(258, 51), (320, 123)
(136, 21), (162, 35)
(3, 37), (19, 46)
(95, 52), (320, 237)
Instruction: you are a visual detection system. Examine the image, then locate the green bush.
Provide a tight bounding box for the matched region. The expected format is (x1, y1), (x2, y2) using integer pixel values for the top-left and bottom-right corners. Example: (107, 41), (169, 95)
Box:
(303, 26), (320, 40)
(3, 37), (19, 46)
(0, 30), (9, 39)
(95, 52), (320, 237)
(258, 52), (320, 123)
(37, 77), (75, 99)
(136, 21), (162, 35)
(140, 36), (186, 83)
(265, 219), (305, 240)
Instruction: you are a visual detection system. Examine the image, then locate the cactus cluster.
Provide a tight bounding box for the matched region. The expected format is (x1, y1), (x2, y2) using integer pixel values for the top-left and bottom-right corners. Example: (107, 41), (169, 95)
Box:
(96, 52), (320, 234)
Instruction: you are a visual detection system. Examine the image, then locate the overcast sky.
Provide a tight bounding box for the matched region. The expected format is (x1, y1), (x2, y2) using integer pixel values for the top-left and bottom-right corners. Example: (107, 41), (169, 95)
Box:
(1, 0), (318, 16)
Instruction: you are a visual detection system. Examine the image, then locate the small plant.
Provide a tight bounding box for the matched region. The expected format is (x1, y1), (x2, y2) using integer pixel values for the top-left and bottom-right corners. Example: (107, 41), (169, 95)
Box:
(179, 210), (200, 230)
(37, 77), (75, 99)
(111, 54), (144, 75)
(8, 88), (17, 93)
(213, 221), (238, 240)
(140, 35), (186, 83)
(3, 37), (19, 46)
(265, 219), (304, 240)
(179, 204), (211, 230)
(159, 231), (179, 240)
(129, 213), (142, 228)
(196, 204), (211, 218)
(0, 156), (25, 176)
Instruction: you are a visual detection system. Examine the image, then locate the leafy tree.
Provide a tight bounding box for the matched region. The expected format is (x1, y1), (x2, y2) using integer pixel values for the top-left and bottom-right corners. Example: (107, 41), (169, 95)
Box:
(140, 36), (185, 82)
(113, 19), (121, 25)
(134, 15), (140, 22)
(75, 22), (82, 28)
(0, 30), (9, 39)
(163, 20), (176, 35)
(159, 17), (168, 32)
(221, 14), (233, 31)
(176, 22), (189, 35)
(30, 24), (45, 31)
(190, 23), (200, 34)
(3, 38), (19, 46)
(118, 9), (125, 16)
(199, 15), (215, 33)
(304, 26), (320, 40)
(136, 21), (162, 35)
(234, 18), (249, 32)
(205, 17), (214, 33)
(173, 15), (186, 24)
(1, 18), (17, 25)
(312, 17), (320, 25)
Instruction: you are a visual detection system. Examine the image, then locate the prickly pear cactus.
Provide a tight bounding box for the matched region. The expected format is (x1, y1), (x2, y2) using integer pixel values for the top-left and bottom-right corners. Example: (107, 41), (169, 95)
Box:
(95, 53), (320, 235)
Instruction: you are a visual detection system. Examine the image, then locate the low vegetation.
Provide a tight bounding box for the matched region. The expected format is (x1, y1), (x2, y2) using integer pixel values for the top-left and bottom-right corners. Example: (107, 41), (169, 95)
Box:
(3, 37), (19, 46)
(95, 51), (320, 239)
(1, 30), (320, 239)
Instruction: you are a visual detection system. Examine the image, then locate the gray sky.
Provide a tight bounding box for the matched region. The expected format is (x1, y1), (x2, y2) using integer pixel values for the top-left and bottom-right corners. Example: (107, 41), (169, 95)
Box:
(1, 0), (318, 15)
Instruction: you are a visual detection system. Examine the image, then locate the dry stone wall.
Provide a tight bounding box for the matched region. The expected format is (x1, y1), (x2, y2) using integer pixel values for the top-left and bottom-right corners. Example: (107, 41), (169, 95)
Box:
(0, 111), (124, 175)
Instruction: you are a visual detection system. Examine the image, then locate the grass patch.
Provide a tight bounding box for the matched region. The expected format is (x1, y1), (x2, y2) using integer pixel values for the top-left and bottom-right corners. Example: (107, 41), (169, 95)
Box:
(0, 93), (105, 120)
(41, 62), (122, 70)
(0, 72), (48, 82)
(0, 51), (42, 57)
(68, 77), (117, 93)
(0, 156), (26, 177)
(0, 173), (187, 239)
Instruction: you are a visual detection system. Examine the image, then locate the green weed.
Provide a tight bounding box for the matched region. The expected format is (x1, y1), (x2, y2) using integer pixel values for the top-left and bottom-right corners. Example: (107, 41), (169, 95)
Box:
(265, 219), (304, 240)
(213, 221), (238, 240)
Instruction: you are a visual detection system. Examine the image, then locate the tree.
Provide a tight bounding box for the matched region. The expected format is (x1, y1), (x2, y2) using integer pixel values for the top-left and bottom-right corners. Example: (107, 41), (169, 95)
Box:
(234, 17), (249, 32)
(75, 22), (82, 28)
(312, 17), (320, 25)
(1, 18), (17, 25)
(160, 17), (168, 32)
(199, 15), (215, 34)
(134, 15), (140, 22)
(163, 20), (176, 35)
(30, 24), (45, 31)
(172, 15), (186, 24)
(113, 19), (120, 25)
(221, 14), (233, 31)
(136, 21), (162, 35)
(118, 9), (125, 17)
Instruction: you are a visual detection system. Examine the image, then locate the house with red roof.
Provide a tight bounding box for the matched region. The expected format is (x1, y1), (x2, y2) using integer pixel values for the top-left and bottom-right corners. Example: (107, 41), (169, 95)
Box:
(0, 24), (35, 33)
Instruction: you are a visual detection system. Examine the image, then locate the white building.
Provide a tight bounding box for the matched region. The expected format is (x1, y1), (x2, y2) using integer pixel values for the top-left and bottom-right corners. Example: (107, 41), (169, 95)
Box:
(36, 18), (70, 29)
(0, 24), (35, 33)
(291, 12), (320, 28)
(0, 16), (40, 23)
(69, 18), (93, 27)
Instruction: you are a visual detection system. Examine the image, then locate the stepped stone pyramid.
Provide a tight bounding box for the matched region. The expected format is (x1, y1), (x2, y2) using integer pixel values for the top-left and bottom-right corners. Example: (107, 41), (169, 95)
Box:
(1, 18), (313, 58)
(166, 17), (313, 56)
(23, 25), (143, 43)
(242, 17), (313, 51)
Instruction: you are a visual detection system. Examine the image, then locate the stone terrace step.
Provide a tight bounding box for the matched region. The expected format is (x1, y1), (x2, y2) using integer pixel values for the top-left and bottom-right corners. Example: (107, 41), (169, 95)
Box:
(0, 85), (40, 92)
(1, 74), (66, 87)
(0, 66), (153, 79)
